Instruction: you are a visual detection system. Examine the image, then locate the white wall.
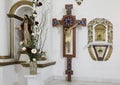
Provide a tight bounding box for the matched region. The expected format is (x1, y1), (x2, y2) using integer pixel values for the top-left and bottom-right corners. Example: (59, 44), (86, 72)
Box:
(3, 65), (18, 85)
(0, 68), (3, 85)
(51, 0), (120, 82)
(0, 65), (17, 85)
(0, 0), (9, 55)
(1, 0), (120, 84)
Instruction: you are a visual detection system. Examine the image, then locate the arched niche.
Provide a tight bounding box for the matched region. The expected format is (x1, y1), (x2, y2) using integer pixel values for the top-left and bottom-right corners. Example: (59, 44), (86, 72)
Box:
(8, 1), (32, 59)
(88, 18), (113, 61)
(95, 24), (106, 41)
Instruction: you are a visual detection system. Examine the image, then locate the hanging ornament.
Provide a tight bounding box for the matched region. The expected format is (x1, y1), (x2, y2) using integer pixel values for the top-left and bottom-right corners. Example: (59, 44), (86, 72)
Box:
(75, 0), (83, 5)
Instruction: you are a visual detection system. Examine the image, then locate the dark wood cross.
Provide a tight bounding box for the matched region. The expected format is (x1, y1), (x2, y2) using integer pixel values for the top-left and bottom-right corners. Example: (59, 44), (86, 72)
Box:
(52, 4), (86, 81)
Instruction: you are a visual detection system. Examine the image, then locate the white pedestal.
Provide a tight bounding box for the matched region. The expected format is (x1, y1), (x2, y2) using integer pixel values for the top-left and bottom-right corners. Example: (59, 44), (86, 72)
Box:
(24, 74), (40, 85)
(24, 61), (55, 85)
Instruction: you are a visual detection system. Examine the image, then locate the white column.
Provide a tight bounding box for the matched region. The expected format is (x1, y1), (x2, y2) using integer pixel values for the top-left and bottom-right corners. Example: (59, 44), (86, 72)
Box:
(0, 0), (9, 56)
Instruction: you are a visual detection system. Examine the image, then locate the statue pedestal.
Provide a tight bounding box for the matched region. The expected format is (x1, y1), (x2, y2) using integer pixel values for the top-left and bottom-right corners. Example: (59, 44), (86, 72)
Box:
(24, 61), (56, 85)
(24, 75), (39, 85)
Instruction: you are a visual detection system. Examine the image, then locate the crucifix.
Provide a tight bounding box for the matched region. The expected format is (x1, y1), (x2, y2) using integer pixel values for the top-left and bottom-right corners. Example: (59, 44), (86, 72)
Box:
(52, 4), (86, 81)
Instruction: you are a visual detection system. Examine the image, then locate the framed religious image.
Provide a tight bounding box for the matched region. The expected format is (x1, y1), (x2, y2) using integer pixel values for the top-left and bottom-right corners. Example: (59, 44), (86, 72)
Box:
(62, 15), (76, 57)
(7, 1), (33, 59)
(52, 4), (86, 58)
(88, 18), (113, 61)
(95, 24), (106, 41)
(8, 0), (50, 61)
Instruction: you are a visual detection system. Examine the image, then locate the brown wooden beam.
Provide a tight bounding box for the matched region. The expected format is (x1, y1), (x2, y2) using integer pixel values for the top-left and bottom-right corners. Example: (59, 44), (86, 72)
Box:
(7, 14), (23, 21)
(22, 61), (56, 68)
(0, 56), (10, 59)
(0, 61), (56, 67)
(0, 61), (25, 66)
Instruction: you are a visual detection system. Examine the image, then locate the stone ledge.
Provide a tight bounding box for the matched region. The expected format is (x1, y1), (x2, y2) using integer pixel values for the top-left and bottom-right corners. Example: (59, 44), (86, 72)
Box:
(0, 61), (25, 66)
(0, 56), (11, 59)
(22, 61), (56, 68)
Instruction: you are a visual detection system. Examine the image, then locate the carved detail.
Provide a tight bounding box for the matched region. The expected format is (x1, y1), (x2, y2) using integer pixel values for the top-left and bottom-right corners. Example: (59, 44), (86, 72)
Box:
(88, 18), (113, 61)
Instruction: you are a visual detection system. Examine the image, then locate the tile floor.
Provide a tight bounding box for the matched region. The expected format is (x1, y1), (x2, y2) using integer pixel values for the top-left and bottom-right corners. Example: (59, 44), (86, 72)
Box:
(47, 80), (120, 85)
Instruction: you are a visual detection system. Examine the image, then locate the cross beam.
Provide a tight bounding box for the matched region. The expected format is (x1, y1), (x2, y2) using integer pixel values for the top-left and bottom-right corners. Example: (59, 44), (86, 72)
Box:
(65, 57), (73, 81)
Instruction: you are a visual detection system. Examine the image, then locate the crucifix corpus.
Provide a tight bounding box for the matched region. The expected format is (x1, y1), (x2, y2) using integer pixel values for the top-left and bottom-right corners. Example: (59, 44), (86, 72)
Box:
(52, 4), (86, 81)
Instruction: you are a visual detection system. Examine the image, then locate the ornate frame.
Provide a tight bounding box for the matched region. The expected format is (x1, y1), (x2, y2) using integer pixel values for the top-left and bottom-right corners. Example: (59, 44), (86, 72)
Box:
(88, 18), (113, 61)
(62, 15), (76, 57)
(75, 0), (83, 5)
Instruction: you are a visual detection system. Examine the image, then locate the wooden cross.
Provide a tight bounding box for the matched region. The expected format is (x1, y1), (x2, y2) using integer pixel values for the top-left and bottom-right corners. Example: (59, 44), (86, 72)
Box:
(52, 4), (86, 81)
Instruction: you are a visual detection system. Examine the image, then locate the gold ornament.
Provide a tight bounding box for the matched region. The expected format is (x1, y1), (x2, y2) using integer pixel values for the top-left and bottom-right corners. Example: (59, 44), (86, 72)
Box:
(75, 0), (83, 5)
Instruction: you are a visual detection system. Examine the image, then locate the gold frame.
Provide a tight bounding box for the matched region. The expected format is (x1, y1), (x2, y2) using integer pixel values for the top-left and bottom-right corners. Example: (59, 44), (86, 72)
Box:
(88, 18), (113, 61)
(95, 24), (106, 41)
